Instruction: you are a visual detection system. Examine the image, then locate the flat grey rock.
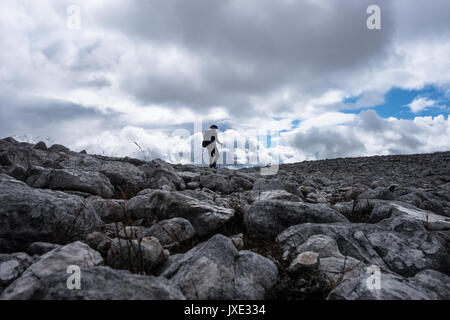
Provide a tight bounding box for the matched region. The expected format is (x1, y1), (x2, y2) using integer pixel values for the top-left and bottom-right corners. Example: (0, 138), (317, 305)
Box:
(30, 266), (186, 300)
(245, 200), (348, 238)
(127, 190), (234, 237)
(1, 241), (103, 300)
(0, 175), (103, 250)
(328, 268), (450, 300)
(159, 234), (278, 299)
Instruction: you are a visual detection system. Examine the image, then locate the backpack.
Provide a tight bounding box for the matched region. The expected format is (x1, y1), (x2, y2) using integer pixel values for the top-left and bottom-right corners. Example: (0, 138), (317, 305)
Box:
(202, 136), (215, 148)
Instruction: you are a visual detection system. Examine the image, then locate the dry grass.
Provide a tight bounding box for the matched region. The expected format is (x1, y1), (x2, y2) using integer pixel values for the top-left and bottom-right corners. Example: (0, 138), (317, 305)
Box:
(338, 198), (374, 223)
(51, 201), (88, 244)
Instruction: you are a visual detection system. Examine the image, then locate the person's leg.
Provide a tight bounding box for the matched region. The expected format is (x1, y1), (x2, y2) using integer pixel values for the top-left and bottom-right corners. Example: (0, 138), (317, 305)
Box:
(208, 146), (215, 167)
(213, 146), (219, 167)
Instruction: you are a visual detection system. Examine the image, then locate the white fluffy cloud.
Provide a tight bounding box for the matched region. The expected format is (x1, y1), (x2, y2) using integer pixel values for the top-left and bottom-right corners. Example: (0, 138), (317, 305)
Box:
(281, 110), (450, 162)
(0, 0), (449, 164)
(406, 97), (436, 113)
(58, 110), (449, 167)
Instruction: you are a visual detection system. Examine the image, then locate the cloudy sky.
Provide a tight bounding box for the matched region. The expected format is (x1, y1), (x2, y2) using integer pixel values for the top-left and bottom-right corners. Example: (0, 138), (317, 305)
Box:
(1, 0), (449, 166)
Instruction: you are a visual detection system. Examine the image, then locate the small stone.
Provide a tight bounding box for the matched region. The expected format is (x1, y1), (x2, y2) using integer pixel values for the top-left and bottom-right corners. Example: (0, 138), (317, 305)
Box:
(296, 234), (343, 259)
(187, 181), (200, 189)
(229, 233), (244, 250)
(288, 252), (320, 274)
(0, 253), (34, 288)
(299, 185), (316, 196)
(26, 242), (62, 256)
(148, 218), (195, 246)
(89, 199), (126, 223)
(7, 164), (27, 181)
(33, 141), (47, 151)
(48, 144), (70, 153)
(85, 232), (112, 256)
(179, 171), (200, 183)
(0, 152), (12, 166)
(388, 184), (399, 192)
(118, 226), (153, 239)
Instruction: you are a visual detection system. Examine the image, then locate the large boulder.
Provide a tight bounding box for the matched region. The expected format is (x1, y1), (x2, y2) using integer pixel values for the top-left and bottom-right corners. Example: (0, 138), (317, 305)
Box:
(94, 161), (147, 197)
(395, 187), (449, 217)
(180, 189), (231, 208)
(158, 234), (278, 299)
(58, 154), (147, 197)
(105, 237), (167, 274)
(127, 191), (234, 237)
(319, 256), (365, 284)
(88, 198), (127, 223)
(252, 178), (300, 196)
(245, 200), (348, 238)
(0, 139), (45, 170)
(0, 175), (103, 250)
(199, 174), (232, 194)
(389, 201), (450, 231)
(27, 168), (115, 198)
(359, 187), (396, 201)
(333, 199), (392, 223)
(229, 175), (253, 192)
(250, 190), (303, 202)
(276, 214), (450, 277)
(0, 241), (103, 300)
(334, 199), (450, 227)
(147, 218), (196, 246)
(28, 266), (185, 300)
(0, 253), (34, 294)
(140, 159), (186, 191)
(328, 269), (450, 300)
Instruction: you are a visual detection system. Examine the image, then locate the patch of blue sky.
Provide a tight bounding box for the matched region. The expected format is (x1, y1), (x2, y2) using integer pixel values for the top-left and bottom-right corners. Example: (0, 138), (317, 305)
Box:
(342, 85), (450, 119)
(275, 85), (449, 139)
(279, 119), (300, 133)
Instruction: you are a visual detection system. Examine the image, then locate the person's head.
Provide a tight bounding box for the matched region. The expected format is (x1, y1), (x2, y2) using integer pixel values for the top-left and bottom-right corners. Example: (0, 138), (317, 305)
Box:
(210, 125), (218, 130)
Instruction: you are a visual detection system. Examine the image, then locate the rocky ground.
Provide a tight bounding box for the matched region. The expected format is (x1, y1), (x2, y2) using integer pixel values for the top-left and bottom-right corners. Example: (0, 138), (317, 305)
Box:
(0, 136), (449, 300)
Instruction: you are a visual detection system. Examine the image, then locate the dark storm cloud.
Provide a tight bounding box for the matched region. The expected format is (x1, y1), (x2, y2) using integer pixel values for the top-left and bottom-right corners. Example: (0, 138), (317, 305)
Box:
(292, 127), (366, 159)
(393, 0), (450, 40)
(99, 0), (395, 111)
(358, 109), (389, 132)
(361, 110), (431, 150)
(1, 0), (448, 161)
(0, 94), (119, 139)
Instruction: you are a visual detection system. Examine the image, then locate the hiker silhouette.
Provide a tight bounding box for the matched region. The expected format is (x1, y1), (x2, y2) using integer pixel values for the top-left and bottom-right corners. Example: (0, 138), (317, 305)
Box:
(202, 125), (223, 168)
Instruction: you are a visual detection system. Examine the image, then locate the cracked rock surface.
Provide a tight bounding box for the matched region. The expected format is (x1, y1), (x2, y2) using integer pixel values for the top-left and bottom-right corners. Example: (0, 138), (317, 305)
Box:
(0, 137), (449, 300)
